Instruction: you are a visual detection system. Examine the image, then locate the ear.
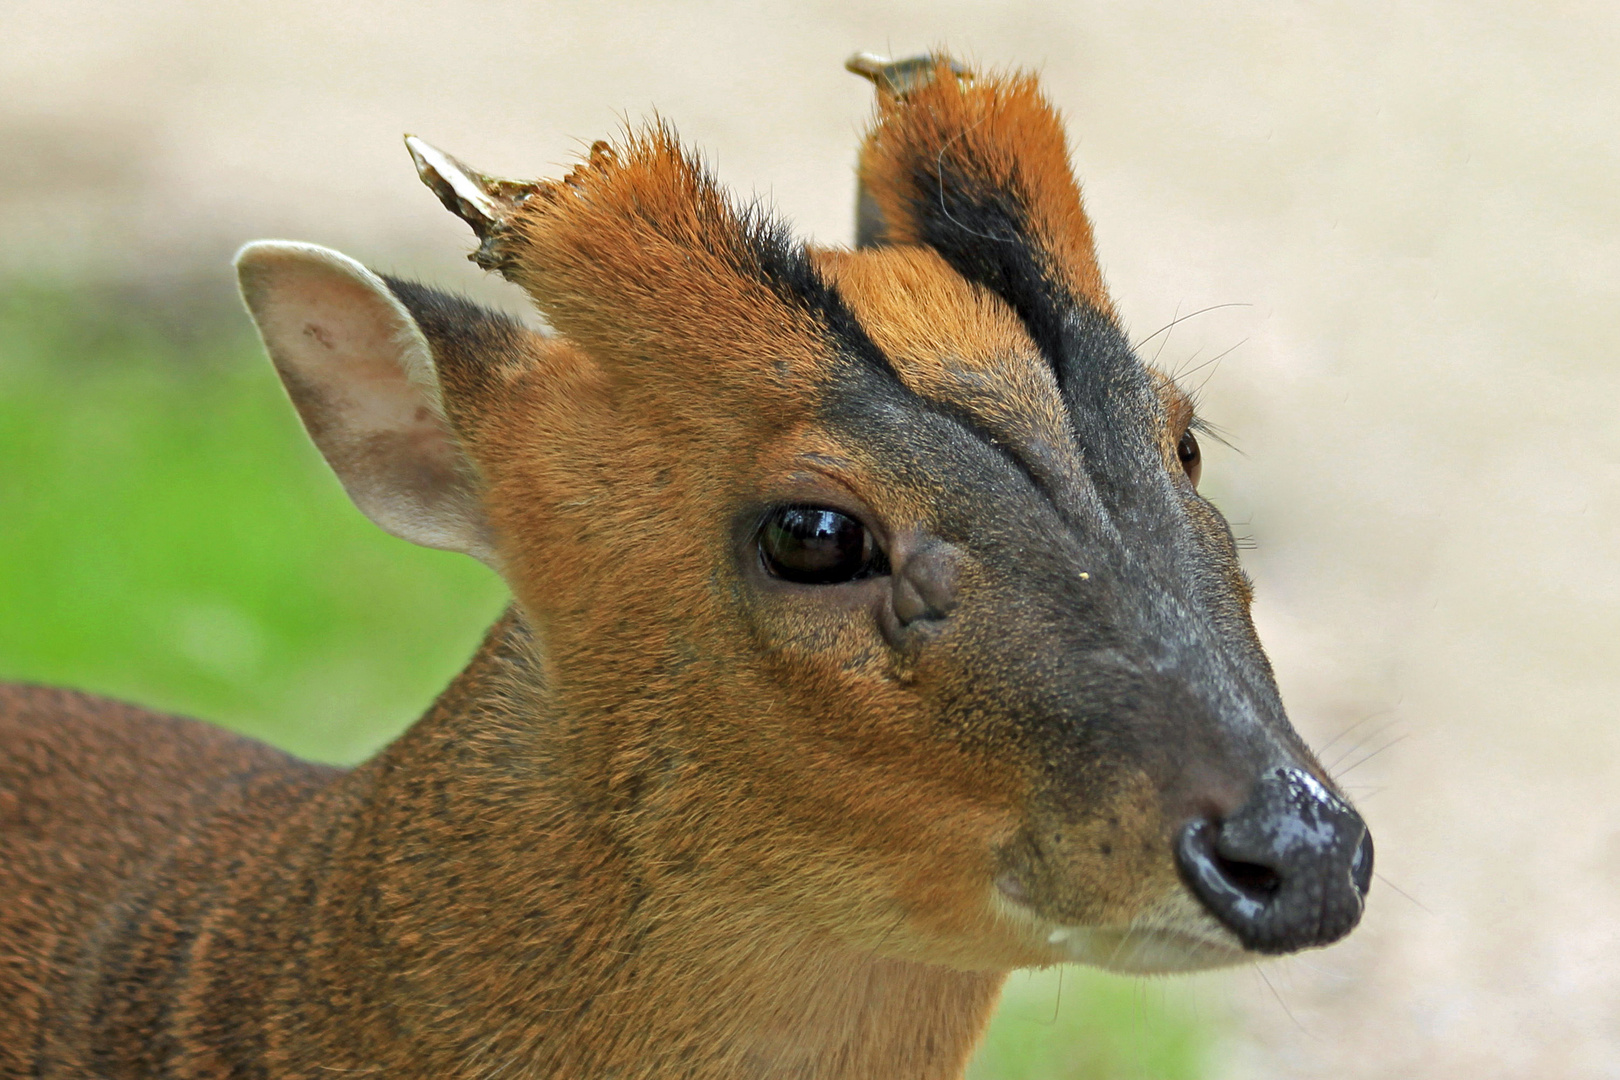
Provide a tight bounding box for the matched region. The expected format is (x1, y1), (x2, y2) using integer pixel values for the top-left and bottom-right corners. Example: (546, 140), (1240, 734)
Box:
(235, 240), (497, 564)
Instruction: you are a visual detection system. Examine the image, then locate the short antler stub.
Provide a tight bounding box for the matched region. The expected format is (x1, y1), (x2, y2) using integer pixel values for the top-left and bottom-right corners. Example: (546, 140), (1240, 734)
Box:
(404, 135), (535, 273)
(845, 52), (971, 98)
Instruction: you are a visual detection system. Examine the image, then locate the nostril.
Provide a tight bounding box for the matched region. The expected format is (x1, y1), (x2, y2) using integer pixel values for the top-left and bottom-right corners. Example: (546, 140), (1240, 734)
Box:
(1213, 853), (1281, 900)
(1175, 817), (1272, 927)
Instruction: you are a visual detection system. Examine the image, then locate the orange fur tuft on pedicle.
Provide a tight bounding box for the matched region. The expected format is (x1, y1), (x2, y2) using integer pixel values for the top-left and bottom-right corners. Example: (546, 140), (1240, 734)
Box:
(492, 127), (825, 432)
(857, 61), (1113, 315)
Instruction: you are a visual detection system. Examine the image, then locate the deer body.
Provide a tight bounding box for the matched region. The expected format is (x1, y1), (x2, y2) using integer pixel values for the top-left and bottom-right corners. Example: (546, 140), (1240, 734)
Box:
(0, 56), (1371, 1078)
(4, 618), (995, 1077)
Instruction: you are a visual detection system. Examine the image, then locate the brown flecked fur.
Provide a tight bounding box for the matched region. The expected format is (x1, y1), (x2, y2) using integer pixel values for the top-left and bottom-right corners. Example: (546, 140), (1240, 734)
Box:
(1, 56), (1351, 1077)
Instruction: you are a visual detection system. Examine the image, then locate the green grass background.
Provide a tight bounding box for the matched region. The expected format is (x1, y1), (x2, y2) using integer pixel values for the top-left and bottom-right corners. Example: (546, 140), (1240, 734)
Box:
(0, 287), (1213, 1078)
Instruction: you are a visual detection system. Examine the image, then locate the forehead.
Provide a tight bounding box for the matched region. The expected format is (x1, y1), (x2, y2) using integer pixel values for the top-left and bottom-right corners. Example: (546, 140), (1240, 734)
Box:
(811, 246), (1081, 460)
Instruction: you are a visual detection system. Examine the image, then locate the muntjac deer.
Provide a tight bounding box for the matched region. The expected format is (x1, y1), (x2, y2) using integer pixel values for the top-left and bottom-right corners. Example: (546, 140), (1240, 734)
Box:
(0, 54), (1372, 1079)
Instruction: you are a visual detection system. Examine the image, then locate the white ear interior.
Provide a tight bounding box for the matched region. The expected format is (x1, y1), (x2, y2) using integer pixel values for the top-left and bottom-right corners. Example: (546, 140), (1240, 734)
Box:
(235, 240), (496, 564)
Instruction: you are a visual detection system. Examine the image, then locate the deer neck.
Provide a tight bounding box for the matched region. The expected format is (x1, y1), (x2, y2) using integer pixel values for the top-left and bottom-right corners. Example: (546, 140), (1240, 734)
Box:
(308, 608), (1005, 1078)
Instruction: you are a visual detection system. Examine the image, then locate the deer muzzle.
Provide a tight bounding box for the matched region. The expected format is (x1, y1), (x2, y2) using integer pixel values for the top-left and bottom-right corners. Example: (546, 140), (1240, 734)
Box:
(1174, 767), (1373, 954)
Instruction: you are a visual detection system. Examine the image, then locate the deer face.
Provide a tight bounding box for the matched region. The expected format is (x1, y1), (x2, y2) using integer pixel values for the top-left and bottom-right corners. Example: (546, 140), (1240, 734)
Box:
(238, 58), (1369, 978)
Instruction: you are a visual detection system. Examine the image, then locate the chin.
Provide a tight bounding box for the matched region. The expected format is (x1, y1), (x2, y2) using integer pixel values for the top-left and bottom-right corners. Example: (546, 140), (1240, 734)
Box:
(994, 890), (1252, 975)
(1046, 923), (1250, 974)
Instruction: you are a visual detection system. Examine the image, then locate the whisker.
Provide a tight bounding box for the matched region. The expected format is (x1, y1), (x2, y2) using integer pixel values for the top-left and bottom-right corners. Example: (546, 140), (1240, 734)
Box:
(1105, 921), (1145, 973)
(1133, 302), (1253, 352)
(1151, 302), (1181, 367)
(1176, 336), (1247, 386)
(1374, 871), (1433, 914)
(860, 908), (910, 969)
(1191, 337), (1247, 398)
(1040, 964), (1065, 1026)
(1254, 964), (1311, 1037)
(1325, 717), (1405, 774)
(932, 120), (1013, 245)
(1336, 733), (1411, 778)
(1315, 711), (1391, 758)
(1171, 344), (1207, 380)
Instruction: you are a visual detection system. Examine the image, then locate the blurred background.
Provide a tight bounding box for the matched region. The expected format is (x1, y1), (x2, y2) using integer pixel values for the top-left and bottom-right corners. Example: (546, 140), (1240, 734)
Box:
(2, 2), (1617, 1076)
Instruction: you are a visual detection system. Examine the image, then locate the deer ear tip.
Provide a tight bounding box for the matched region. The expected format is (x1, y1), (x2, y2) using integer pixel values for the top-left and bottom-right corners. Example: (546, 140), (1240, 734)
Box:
(233, 240), (375, 290)
(235, 240), (305, 303)
(234, 238), (297, 273)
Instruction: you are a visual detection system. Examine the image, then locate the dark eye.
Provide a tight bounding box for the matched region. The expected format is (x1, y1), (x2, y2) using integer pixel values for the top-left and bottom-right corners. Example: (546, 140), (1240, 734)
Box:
(1177, 430), (1202, 488)
(758, 505), (889, 585)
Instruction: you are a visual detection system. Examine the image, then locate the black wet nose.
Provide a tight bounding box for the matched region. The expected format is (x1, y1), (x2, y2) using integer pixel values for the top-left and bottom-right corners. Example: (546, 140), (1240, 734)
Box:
(1175, 767), (1373, 954)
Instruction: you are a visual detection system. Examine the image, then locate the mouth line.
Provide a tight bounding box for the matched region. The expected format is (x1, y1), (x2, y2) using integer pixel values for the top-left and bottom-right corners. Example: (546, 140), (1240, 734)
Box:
(1031, 918), (1249, 974)
(990, 880), (1252, 973)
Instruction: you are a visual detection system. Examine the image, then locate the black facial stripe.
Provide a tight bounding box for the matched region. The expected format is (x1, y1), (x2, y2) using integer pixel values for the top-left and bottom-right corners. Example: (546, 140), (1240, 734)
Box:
(748, 239), (1067, 507)
(900, 393), (1056, 508)
(1049, 309), (1173, 501)
(739, 201), (1161, 528)
(817, 366), (1073, 554)
(898, 160), (1163, 447)
(890, 163), (1171, 498)
(903, 160), (1076, 371)
(738, 215), (907, 389)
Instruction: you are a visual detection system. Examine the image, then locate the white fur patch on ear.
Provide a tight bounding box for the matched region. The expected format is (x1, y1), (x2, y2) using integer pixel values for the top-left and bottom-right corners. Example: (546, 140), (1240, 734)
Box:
(235, 240), (496, 564)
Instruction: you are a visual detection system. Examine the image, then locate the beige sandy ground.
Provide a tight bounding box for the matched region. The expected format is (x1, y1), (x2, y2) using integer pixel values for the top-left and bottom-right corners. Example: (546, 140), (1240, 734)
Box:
(4, 2), (1618, 1075)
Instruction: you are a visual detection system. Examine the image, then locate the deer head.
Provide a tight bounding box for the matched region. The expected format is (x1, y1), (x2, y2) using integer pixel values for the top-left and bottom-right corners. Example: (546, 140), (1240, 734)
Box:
(236, 56), (1370, 977)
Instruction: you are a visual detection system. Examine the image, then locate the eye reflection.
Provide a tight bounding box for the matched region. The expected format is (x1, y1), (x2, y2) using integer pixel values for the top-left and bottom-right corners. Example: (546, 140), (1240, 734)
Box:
(1177, 430), (1202, 488)
(758, 505), (889, 585)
